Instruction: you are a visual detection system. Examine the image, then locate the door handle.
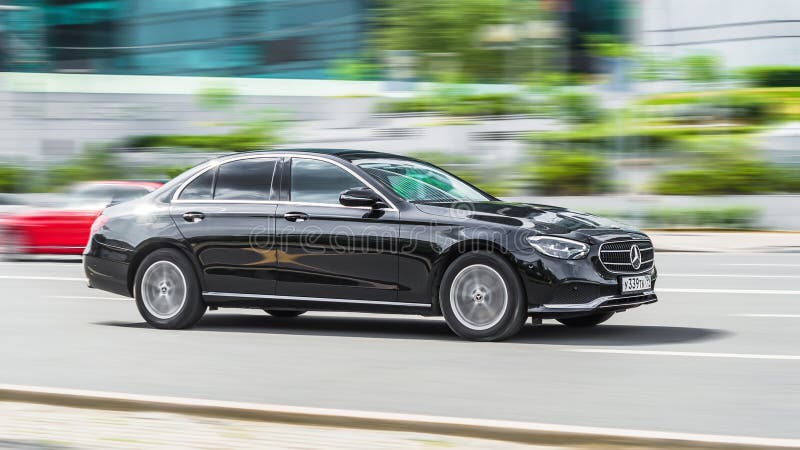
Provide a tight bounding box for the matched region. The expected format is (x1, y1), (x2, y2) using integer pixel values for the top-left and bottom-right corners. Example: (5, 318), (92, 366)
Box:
(182, 212), (205, 223)
(283, 212), (309, 223)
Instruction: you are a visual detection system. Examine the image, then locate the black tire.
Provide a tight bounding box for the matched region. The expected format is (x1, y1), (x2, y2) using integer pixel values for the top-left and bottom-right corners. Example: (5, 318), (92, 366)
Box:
(439, 251), (527, 341)
(556, 312), (614, 327)
(134, 248), (206, 329)
(264, 309), (306, 318)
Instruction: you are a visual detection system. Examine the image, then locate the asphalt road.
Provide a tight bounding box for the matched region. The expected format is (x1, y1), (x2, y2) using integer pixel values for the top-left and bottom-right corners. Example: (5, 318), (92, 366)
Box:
(1, 252), (799, 440)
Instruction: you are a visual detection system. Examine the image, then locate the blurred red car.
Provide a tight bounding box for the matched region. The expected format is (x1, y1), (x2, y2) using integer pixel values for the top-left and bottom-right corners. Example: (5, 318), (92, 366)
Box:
(0, 181), (162, 257)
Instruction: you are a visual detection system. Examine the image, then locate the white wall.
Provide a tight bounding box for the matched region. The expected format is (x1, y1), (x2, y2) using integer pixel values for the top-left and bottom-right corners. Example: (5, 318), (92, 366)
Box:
(637, 0), (800, 66)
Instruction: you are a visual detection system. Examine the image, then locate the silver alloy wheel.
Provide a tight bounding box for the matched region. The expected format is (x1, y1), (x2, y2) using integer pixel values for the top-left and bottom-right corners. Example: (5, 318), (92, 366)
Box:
(141, 260), (187, 320)
(449, 264), (509, 331)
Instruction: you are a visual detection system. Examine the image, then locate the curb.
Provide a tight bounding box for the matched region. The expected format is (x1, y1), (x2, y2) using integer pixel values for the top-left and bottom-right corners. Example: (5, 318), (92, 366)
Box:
(1, 384), (799, 449)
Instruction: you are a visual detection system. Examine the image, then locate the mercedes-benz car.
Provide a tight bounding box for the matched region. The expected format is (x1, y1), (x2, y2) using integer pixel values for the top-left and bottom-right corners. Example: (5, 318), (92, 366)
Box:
(83, 149), (657, 341)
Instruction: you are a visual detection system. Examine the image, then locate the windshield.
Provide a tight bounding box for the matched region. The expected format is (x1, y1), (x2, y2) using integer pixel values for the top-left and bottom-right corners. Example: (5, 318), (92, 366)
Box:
(356, 159), (492, 203)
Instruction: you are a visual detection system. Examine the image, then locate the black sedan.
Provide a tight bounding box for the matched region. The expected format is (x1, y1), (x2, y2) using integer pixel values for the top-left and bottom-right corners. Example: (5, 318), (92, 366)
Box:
(84, 149), (657, 341)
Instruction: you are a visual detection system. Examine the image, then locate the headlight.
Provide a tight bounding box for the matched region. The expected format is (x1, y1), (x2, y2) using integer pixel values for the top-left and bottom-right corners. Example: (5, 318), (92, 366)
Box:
(527, 236), (589, 260)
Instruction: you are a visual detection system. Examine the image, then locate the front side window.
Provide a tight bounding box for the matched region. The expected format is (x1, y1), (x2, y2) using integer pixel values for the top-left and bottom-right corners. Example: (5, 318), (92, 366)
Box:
(356, 159), (491, 203)
(290, 158), (365, 204)
(214, 158), (276, 201)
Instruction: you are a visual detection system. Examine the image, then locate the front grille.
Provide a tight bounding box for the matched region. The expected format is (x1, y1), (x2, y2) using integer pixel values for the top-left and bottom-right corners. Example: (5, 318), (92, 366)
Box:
(549, 283), (618, 305)
(598, 239), (654, 273)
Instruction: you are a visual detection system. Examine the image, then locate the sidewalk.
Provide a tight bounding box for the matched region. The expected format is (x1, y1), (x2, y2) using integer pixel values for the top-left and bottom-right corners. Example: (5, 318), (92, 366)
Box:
(0, 402), (559, 450)
(649, 231), (800, 253)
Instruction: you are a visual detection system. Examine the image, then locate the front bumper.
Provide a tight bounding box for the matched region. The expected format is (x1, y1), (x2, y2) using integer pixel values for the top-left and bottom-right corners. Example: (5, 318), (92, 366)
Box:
(510, 235), (658, 318)
(528, 290), (657, 318)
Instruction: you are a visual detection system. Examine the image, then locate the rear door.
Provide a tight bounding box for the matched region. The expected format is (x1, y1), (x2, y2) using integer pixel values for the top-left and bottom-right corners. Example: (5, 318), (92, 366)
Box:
(170, 156), (280, 297)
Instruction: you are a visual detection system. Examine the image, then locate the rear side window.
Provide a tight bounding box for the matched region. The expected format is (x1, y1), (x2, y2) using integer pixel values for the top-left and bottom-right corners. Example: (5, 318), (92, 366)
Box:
(290, 158), (365, 204)
(179, 169), (215, 200)
(214, 158), (277, 201)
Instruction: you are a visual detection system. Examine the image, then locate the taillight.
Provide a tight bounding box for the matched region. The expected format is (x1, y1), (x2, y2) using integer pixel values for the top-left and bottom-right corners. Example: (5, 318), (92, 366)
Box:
(90, 214), (109, 237)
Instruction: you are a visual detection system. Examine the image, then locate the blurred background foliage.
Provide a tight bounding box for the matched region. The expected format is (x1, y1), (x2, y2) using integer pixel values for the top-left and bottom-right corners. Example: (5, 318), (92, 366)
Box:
(0, 0), (798, 229)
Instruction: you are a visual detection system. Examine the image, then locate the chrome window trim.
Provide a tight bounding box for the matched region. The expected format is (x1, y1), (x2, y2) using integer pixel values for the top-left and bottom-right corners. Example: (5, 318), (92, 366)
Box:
(171, 153), (399, 212)
(171, 199), (375, 211)
(202, 291), (429, 308)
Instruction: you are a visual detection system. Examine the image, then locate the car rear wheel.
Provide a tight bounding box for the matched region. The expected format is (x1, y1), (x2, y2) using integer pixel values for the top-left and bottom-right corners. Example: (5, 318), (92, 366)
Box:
(556, 312), (614, 327)
(134, 248), (206, 329)
(264, 309), (306, 318)
(440, 251), (527, 341)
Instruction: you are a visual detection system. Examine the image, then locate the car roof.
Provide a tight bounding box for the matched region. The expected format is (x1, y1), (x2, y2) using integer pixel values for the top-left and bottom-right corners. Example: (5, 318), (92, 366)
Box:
(220, 148), (418, 163)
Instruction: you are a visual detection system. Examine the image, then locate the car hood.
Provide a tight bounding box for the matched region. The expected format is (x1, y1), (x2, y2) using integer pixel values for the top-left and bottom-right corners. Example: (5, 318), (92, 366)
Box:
(415, 201), (644, 241)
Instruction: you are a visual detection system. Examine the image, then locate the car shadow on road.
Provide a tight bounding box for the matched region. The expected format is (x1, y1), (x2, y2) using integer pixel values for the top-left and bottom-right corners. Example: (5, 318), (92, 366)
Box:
(98, 314), (729, 346)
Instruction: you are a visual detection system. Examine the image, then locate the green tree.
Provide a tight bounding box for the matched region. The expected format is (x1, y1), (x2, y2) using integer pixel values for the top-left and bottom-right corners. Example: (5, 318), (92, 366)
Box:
(374, 0), (526, 82)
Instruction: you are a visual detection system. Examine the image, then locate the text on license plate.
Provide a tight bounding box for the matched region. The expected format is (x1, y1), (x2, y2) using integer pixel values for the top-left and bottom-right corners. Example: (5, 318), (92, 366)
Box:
(621, 275), (651, 293)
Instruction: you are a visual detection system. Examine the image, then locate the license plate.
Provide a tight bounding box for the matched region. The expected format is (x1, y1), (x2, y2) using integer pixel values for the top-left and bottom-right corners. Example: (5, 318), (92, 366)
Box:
(621, 275), (651, 293)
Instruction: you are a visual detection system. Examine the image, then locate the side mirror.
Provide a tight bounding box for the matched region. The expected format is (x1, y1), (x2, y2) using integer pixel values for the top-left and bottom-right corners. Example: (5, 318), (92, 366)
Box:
(339, 187), (386, 208)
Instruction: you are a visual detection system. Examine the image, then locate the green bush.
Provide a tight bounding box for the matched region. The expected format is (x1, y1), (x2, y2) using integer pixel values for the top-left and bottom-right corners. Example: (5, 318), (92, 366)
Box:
(378, 92), (533, 116)
(530, 122), (757, 151)
(127, 110), (282, 152)
(550, 90), (603, 124)
(643, 206), (759, 229)
(164, 166), (194, 179)
(652, 160), (799, 195)
(742, 66), (800, 87)
(0, 165), (27, 193)
(526, 150), (611, 195)
(127, 133), (270, 152)
(34, 146), (124, 192)
(680, 54), (723, 84)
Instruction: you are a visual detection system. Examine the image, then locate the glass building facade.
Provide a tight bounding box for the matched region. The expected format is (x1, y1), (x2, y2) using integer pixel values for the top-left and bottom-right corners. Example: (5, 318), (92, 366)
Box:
(1, 0), (369, 78)
(0, 0), (629, 79)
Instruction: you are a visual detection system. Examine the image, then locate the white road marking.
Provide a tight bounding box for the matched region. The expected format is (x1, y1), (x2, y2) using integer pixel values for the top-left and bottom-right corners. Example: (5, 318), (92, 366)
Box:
(660, 273), (800, 279)
(0, 275), (85, 281)
(49, 295), (126, 301)
(0, 384), (798, 448)
(658, 288), (800, 295)
(735, 314), (800, 318)
(569, 349), (800, 361)
(720, 263), (800, 267)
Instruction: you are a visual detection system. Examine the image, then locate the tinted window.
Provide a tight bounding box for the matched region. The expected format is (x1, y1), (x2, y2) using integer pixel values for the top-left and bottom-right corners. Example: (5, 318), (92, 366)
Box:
(214, 158), (276, 201)
(291, 159), (364, 204)
(179, 169), (214, 200)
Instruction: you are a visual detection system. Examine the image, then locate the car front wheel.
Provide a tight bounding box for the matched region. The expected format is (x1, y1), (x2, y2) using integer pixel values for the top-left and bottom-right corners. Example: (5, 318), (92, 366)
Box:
(440, 251), (527, 341)
(134, 248), (206, 329)
(556, 312), (614, 327)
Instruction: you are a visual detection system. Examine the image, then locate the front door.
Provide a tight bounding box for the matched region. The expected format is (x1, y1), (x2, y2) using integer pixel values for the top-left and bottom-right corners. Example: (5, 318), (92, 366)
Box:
(170, 157), (280, 296)
(275, 157), (399, 302)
